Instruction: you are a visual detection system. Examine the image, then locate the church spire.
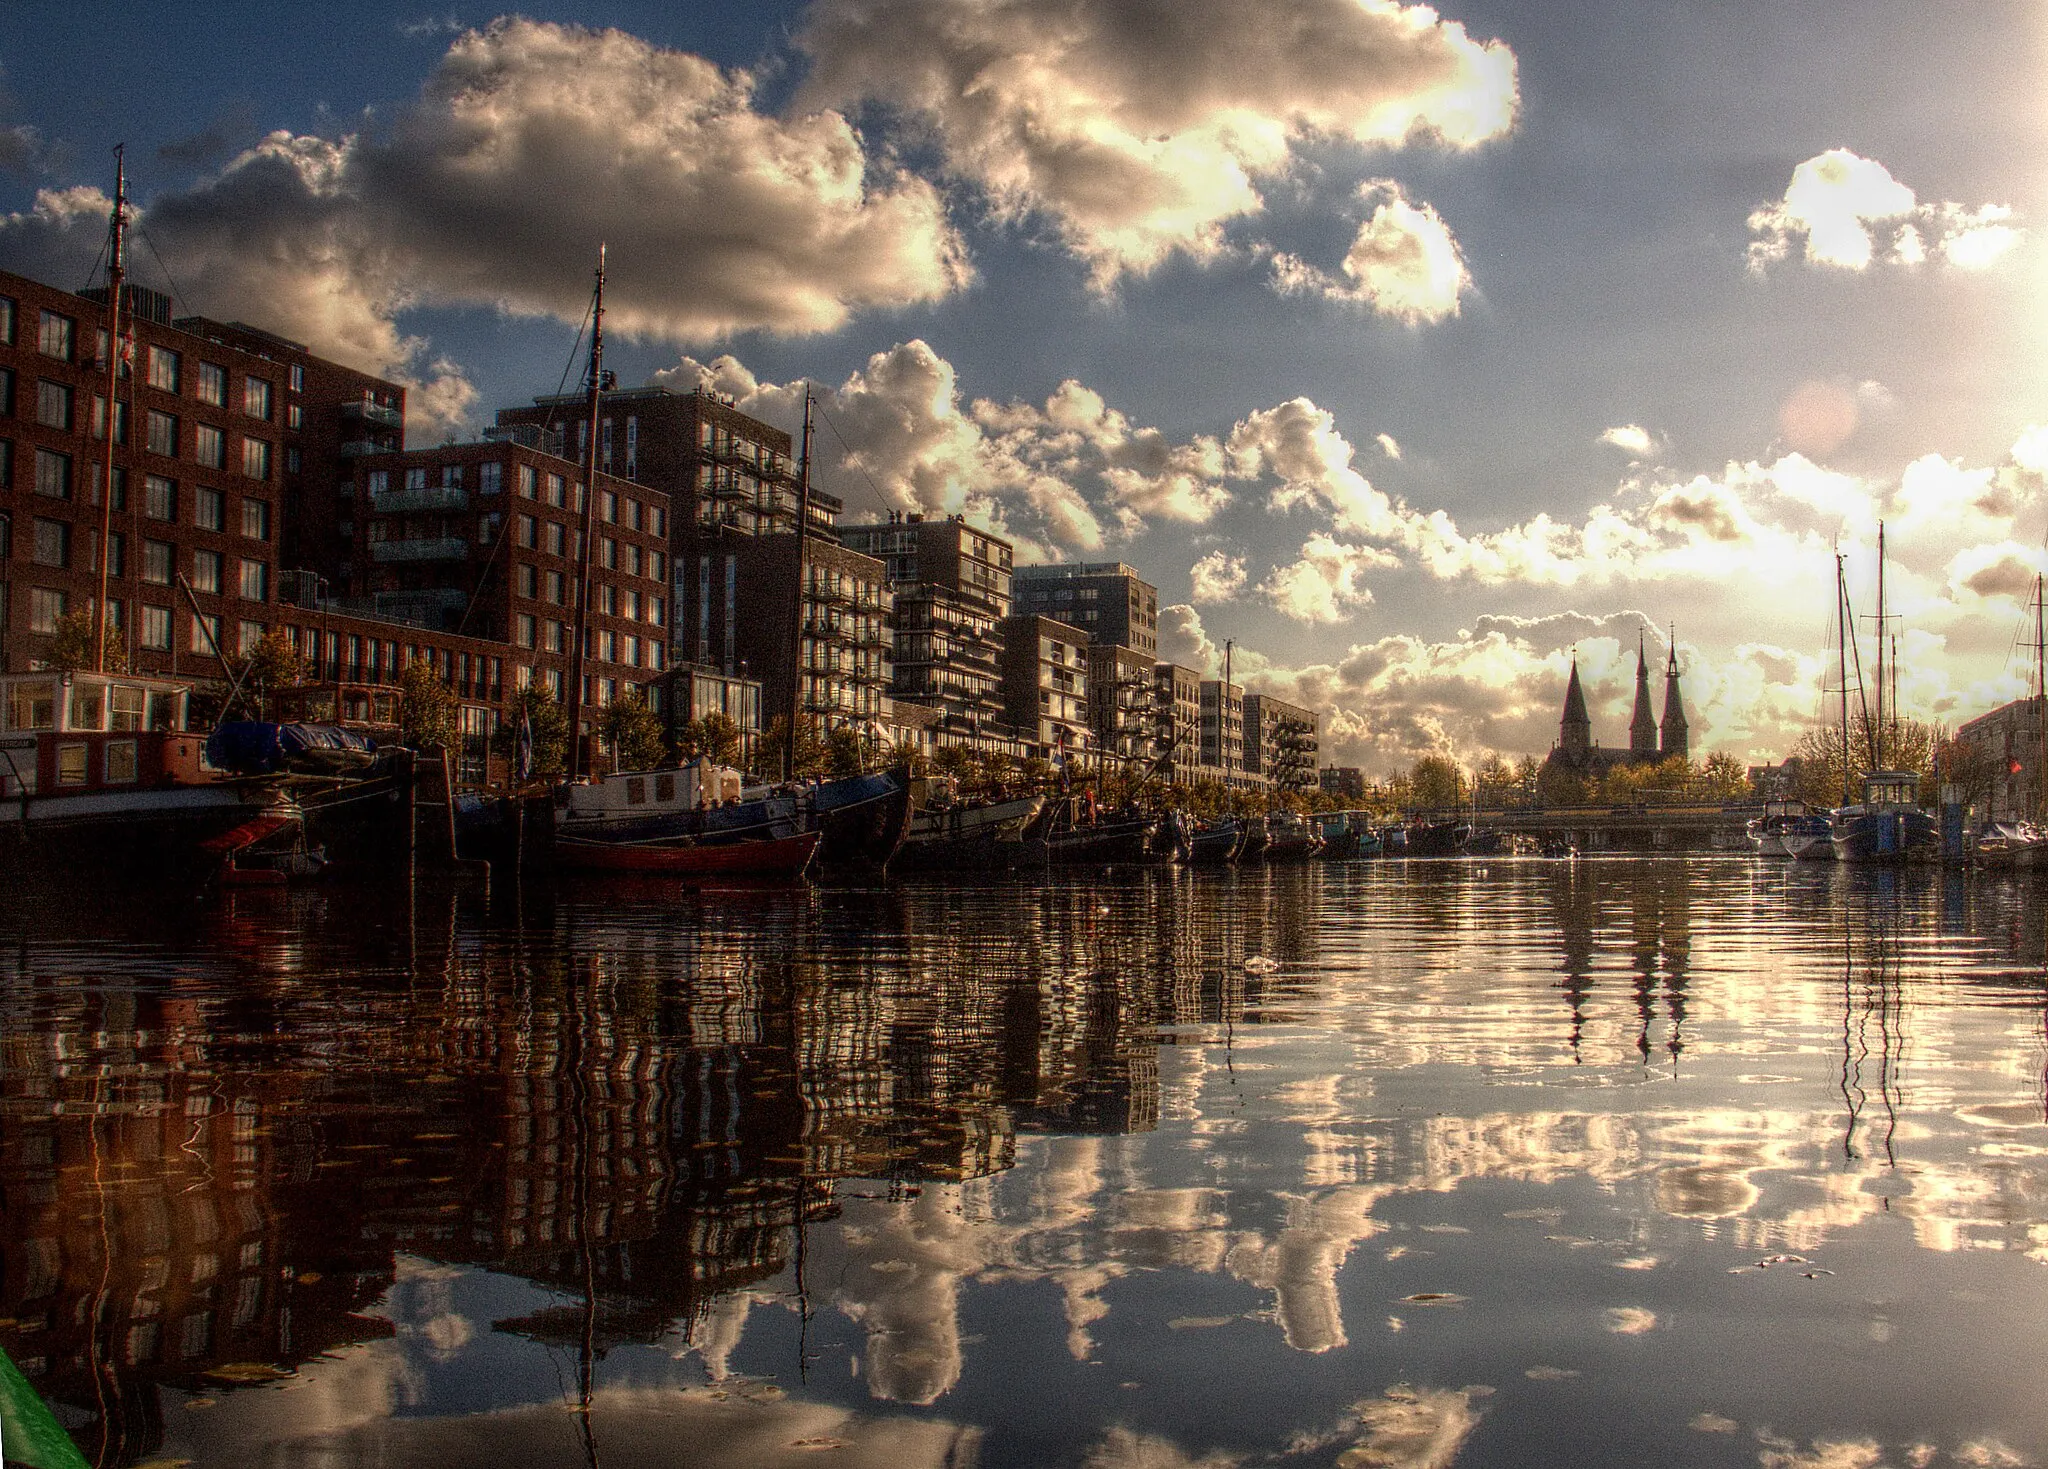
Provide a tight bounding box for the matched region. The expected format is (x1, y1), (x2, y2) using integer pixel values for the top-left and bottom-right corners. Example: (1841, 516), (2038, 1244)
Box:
(1629, 628), (1659, 760)
(1560, 651), (1591, 761)
(1660, 625), (1689, 760)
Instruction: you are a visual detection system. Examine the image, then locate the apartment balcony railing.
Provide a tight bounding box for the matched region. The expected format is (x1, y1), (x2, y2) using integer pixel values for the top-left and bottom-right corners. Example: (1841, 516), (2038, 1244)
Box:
(371, 537), (470, 563)
(342, 400), (404, 430)
(338, 439), (387, 458)
(371, 486), (469, 515)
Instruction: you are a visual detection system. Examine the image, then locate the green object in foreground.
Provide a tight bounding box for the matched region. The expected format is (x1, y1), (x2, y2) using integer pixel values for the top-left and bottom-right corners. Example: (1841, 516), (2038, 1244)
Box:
(0, 1345), (89, 1469)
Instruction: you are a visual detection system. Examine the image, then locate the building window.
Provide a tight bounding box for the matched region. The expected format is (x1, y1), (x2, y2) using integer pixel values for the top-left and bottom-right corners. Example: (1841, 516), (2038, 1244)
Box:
(479, 461), (503, 495)
(597, 630), (615, 662)
(649, 550), (664, 582)
(545, 522), (566, 556)
(365, 469), (389, 496)
(147, 410), (178, 457)
(238, 620), (265, 655)
(242, 437), (271, 479)
(601, 490), (617, 524)
(599, 537), (616, 570)
(544, 569), (564, 604)
(144, 475), (176, 521)
(37, 311), (73, 361)
(105, 532), (125, 579)
(516, 514), (536, 548)
(239, 559), (267, 602)
(516, 563), (537, 598)
(244, 378), (272, 420)
(29, 586), (66, 633)
(404, 466), (427, 490)
(516, 464), (536, 498)
(625, 416), (638, 477)
(142, 539), (173, 585)
(32, 518), (69, 568)
(242, 498), (269, 540)
(289, 363), (305, 393)
(516, 613), (536, 648)
(188, 612), (220, 654)
(193, 423), (225, 469)
(194, 362), (226, 407)
(0, 296), (13, 344)
(546, 473), (564, 507)
(36, 379), (72, 431)
(647, 596), (663, 627)
(140, 604), (171, 651)
(621, 634), (639, 668)
(287, 401), (303, 430)
(34, 448), (71, 499)
(147, 346), (180, 393)
(192, 549), (222, 594)
(544, 620), (564, 653)
(194, 487), (224, 531)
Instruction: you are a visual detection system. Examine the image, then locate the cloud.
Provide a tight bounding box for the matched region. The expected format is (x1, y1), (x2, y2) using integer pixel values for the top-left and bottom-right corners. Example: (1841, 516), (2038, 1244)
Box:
(1259, 534), (1396, 622)
(1271, 180), (1473, 324)
(799, 0), (1516, 285)
(1376, 433), (1403, 460)
(0, 19), (970, 423)
(0, 123), (43, 175)
(651, 340), (1230, 555)
(1600, 424), (1656, 457)
(1748, 148), (2023, 273)
(1190, 551), (1248, 603)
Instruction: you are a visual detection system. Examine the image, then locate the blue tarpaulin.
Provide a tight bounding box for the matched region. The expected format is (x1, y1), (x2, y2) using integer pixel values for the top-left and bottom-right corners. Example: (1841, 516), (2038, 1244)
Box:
(206, 722), (378, 775)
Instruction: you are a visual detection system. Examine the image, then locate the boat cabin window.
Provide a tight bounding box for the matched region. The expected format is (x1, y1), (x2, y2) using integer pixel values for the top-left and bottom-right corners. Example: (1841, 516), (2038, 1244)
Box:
(626, 777), (646, 805)
(105, 740), (138, 784)
(655, 773), (675, 803)
(56, 742), (87, 786)
(67, 682), (105, 732)
(5, 680), (56, 732)
(151, 692), (186, 732)
(374, 692), (399, 724)
(110, 684), (146, 732)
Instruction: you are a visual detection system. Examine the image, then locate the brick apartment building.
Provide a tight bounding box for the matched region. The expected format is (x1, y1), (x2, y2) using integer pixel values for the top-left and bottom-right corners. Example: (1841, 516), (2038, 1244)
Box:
(348, 441), (673, 710)
(1012, 562), (1158, 656)
(840, 513), (1014, 746)
(0, 267), (397, 678)
(1001, 613), (1092, 759)
(1243, 692), (1320, 795)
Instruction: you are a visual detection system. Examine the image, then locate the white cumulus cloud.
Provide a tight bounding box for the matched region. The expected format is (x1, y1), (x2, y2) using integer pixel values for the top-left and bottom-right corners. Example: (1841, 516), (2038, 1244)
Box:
(1748, 148), (2023, 274)
(799, 0), (1516, 286)
(1270, 180), (1474, 324)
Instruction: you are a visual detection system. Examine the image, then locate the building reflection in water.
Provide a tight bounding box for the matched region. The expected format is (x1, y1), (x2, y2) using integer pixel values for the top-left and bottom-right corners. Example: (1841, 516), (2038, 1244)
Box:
(0, 861), (2045, 1465)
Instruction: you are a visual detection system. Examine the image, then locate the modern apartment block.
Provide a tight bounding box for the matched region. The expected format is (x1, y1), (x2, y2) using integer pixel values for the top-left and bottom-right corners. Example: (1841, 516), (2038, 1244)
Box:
(494, 386), (841, 541)
(1321, 766), (1366, 799)
(1243, 693), (1320, 794)
(1088, 642), (1158, 767)
(1011, 562), (1158, 656)
(1199, 679), (1247, 787)
(1000, 613), (1092, 758)
(0, 267), (397, 677)
(839, 513), (1014, 743)
(722, 533), (893, 738)
(349, 441), (674, 709)
(1153, 662), (1208, 786)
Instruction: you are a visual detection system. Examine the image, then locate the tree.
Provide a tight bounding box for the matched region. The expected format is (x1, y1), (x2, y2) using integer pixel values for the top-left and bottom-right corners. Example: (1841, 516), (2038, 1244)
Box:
(761, 715), (827, 780)
(825, 725), (869, 780)
(1697, 751), (1748, 800)
(1409, 753), (1466, 810)
(223, 630), (308, 720)
(491, 683), (570, 783)
(397, 659), (461, 751)
(675, 711), (741, 768)
(1788, 711), (1942, 808)
(599, 690), (666, 772)
(46, 608), (127, 675)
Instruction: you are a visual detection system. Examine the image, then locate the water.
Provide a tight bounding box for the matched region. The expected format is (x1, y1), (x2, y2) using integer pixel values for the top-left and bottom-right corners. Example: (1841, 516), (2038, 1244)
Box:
(4, 859), (2047, 1468)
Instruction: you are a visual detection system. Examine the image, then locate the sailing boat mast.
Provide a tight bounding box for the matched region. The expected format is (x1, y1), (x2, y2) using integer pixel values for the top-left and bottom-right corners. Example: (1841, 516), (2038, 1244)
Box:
(565, 244), (606, 783)
(2035, 573), (2046, 820)
(93, 148), (128, 674)
(782, 388), (814, 781)
(1837, 550), (1852, 805)
(1874, 521), (1887, 771)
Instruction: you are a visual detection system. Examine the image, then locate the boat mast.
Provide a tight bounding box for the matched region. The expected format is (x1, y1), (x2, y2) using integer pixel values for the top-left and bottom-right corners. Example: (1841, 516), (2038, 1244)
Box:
(782, 387), (813, 781)
(1874, 520), (1886, 771)
(94, 147), (127, 674)
(1837, 550), (1851, 804)
(2035, 573), (2045, 820)
(565, 244), (606, 782)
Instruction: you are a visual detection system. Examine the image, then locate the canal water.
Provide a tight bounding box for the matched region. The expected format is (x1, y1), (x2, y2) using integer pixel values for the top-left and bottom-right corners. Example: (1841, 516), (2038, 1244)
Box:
(4, 859), (2047, 1468)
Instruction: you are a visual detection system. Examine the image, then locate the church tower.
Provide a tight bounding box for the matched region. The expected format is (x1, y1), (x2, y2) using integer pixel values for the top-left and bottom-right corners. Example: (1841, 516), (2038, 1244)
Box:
(1660, 629), (1690, 761)
(1559, 656), (1592, 762)
(1629, 631), (1659, 761)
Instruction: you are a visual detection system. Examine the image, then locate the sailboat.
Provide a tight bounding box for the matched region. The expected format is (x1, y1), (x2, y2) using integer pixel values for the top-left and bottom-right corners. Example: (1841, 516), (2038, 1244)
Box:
(1830, 523), (1940, 864)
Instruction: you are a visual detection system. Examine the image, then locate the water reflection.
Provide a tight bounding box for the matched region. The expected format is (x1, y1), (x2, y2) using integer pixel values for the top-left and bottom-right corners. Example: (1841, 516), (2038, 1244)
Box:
(1, 861), (2046, 1467)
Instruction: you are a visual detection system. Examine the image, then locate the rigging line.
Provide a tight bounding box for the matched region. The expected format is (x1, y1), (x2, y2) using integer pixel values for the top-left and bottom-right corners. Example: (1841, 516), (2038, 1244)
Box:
(810, 393), (896, 515)
(132, 225), (193, 318)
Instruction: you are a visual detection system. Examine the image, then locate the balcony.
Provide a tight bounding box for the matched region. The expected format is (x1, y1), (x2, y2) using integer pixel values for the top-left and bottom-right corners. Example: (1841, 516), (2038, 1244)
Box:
(339, 439), (389, 458)
(342, 400), (404, 430)
(371, 537), (470, 563)
(371, 486), (469, 514)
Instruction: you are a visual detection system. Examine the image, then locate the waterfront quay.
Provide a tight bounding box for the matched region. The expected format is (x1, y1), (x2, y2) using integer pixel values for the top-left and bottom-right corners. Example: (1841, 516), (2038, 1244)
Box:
(5, 858), (2048, 1468)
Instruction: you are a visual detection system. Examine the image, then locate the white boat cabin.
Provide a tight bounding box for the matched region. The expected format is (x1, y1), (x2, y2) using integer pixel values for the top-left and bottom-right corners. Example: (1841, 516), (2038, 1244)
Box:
(563, 760), (745, 819)
(1859, 770), (1921, 809)
(0, 670), (203, 798)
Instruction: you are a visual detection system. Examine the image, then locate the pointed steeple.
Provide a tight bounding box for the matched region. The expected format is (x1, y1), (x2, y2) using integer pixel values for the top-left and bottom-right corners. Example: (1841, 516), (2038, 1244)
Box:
(1629, 629), (1658, 760)
(1560, 653), (1591, 761)
(1660, 625), (1689, 761)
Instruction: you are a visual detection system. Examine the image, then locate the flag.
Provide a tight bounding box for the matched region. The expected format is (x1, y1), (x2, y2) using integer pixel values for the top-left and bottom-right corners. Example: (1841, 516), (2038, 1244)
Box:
(2011, 759), (2024, 775)
(516, 704), (534, 781)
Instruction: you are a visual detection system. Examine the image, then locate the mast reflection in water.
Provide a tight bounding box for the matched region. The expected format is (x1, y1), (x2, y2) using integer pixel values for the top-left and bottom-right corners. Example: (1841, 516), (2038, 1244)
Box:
(4, 861), (2048, 1468)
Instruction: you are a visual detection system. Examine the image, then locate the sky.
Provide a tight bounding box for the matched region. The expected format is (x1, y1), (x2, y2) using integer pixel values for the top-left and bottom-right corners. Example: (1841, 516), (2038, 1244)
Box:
(4, 0), (2048, 773)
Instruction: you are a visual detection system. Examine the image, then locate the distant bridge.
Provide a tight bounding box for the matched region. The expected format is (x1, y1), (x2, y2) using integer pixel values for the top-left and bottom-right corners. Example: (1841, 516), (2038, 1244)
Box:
(1408, 803), (1760, 852)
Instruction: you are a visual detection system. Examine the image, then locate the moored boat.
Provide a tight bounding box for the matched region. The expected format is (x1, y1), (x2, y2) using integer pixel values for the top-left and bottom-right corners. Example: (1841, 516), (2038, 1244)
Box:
(1403, 819), (1470, 856)
(554, 761), (813, 877)
(1266, 811), (1321, 861)
(1830, 771), (1940, 865)
(895, 791), (1045, 871)
(1187, 819), (1245, 865)
(806, 767), (915, 870)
